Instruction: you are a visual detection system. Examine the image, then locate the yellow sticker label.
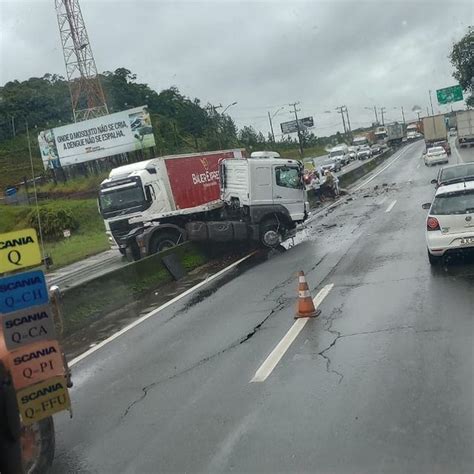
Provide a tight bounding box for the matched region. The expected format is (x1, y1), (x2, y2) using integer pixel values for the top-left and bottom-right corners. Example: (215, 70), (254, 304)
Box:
(16, 375), (71, 425)
(0, 229), (42, 273)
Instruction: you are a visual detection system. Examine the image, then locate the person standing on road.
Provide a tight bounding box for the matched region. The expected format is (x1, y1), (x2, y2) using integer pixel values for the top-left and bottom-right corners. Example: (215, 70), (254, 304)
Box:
(322, 169), (337, 198)
(310, 172), (325, 202)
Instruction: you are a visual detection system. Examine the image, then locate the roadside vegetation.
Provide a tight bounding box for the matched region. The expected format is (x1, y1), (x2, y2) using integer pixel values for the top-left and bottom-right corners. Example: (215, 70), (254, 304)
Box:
(0, 199), (108, 268)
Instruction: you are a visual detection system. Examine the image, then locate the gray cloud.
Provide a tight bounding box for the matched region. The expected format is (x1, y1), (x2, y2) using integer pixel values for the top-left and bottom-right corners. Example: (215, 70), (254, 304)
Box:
(1, 0), (472, 137)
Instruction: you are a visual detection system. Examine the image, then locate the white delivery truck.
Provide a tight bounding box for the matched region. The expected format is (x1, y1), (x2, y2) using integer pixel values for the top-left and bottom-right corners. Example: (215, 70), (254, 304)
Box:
(98, 151), (308, 260)
(352, 135), (369, 149)
(456, 109), (474, 148)
(423, 114), (447, 148)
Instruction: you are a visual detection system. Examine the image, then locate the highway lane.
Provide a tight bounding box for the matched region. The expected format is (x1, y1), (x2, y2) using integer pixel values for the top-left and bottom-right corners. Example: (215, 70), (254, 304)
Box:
(451, 135), (474, 164)
(52, 139), (474, 473)
(47, 249), (126, 289)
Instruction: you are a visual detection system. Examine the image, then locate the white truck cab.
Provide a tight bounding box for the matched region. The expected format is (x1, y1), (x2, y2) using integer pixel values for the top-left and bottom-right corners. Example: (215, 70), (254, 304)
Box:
(221, 157), (306, 223)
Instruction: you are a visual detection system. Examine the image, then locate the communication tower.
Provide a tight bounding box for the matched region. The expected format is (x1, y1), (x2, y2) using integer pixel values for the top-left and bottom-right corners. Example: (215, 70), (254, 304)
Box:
(54, 0), (108, 122)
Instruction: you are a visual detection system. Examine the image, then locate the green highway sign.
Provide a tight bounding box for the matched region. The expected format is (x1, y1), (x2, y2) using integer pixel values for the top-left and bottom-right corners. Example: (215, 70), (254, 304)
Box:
(436, 85), (463, 105)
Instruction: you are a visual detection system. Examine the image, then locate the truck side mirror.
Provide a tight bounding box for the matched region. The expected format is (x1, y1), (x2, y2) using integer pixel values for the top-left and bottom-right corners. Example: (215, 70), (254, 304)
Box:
(430, 179), (437, 185)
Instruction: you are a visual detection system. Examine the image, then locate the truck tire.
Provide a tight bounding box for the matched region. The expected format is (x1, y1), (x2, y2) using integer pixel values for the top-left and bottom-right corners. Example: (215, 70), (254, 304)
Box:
(22, 417), (55, 474)
(150, 230), (183, 254)
(260, 218), (284, 248)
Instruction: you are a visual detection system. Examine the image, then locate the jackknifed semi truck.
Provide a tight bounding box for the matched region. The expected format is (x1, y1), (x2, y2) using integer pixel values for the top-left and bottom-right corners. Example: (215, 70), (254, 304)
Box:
(98, 149), (308, 260)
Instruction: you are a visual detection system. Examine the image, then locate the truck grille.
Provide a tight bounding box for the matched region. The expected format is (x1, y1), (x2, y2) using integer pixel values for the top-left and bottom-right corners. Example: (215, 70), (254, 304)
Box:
(109, 219), (133, 244)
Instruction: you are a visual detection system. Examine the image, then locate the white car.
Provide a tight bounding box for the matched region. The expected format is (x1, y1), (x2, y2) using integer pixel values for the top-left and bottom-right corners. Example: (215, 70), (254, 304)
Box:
(423, 180), (474, 265)
(423, 146), (448, 166)
(347, 146), (358, 161)
(357, 145), (372, 160)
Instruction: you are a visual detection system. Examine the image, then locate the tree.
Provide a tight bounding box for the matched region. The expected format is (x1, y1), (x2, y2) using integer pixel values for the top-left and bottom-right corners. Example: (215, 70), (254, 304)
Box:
(450, 27), (474, 106)
(238, 126), (260, 149)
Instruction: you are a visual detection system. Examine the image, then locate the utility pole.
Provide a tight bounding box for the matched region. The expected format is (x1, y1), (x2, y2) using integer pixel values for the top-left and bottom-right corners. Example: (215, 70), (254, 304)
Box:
(429, 90), (435, 116)
(401, 106), (406, 124)
(365, 106), (378, 125)
(344, 106), (352, 143)
(268, 111), (275, 143)
(379, 107), (386, 126)
(289, 102), (304, 158)
(336, 106), (348, 140)
(268, 106), (284, 143)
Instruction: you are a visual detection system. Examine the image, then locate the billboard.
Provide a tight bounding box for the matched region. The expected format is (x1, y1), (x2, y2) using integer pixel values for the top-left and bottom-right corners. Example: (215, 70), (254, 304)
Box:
(38, 106), (155, 169)
(280, 116), (314, 134)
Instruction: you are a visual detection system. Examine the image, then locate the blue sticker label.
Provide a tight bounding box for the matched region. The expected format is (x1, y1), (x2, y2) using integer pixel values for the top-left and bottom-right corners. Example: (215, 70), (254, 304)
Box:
(0, 270), (48, 314)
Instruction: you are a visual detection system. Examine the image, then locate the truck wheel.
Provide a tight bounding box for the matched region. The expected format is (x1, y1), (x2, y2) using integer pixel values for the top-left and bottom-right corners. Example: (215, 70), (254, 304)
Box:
(21, 417), (55, 474)
(260, 219), (284, 248)
(150, 231), (182, 254)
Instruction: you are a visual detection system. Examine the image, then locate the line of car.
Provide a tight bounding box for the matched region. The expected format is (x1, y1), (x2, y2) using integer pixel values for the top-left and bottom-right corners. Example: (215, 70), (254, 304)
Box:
(317, 143), (385, 173)
(423, 157), (474, 265)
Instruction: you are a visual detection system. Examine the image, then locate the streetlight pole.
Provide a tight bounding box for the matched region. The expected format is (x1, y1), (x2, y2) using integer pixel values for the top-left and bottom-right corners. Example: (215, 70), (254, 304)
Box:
(268, 106), (284, 143)
(222, 101), (237, 115)
(25, 119), (48, 268)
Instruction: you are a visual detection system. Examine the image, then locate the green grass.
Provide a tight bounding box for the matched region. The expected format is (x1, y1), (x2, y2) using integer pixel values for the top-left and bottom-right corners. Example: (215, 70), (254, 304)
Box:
(0, 198), (108, 269)
(281, 145), (327, 160)
(43, 231), (109, 268)
(36, 173), (108, 197)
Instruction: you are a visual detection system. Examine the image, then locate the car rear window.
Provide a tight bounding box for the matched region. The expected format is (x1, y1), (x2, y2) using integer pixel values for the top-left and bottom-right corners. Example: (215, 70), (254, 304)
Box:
(431, 190), (474, 215)
(428, 147), (444, 154)
(440, 165), (474, 183)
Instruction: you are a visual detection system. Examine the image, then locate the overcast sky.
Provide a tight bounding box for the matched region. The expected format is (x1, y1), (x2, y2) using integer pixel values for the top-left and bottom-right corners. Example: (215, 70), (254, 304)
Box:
(0, 0), (472, 137)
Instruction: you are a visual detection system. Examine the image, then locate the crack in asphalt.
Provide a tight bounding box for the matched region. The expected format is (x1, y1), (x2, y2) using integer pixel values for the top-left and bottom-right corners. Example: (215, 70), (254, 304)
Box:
(316, 324), (445, 385)
(318, 312), (344, 384)
(262, 254), (327, 301)
(120, 295), (287, 420)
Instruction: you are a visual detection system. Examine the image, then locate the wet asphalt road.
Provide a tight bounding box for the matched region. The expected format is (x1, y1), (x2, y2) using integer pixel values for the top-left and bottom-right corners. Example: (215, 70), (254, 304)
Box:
(52, 140), (474, 474)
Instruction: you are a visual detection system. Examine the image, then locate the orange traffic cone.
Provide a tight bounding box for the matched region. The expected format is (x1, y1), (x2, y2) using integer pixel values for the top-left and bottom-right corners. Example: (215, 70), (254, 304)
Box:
(295, 271), (321, 319)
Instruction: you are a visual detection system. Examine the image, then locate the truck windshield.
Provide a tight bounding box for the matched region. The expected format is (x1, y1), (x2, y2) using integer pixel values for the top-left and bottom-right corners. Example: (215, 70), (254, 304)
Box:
(99, 184), (146, 216)
(330, 150), (344, 158)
